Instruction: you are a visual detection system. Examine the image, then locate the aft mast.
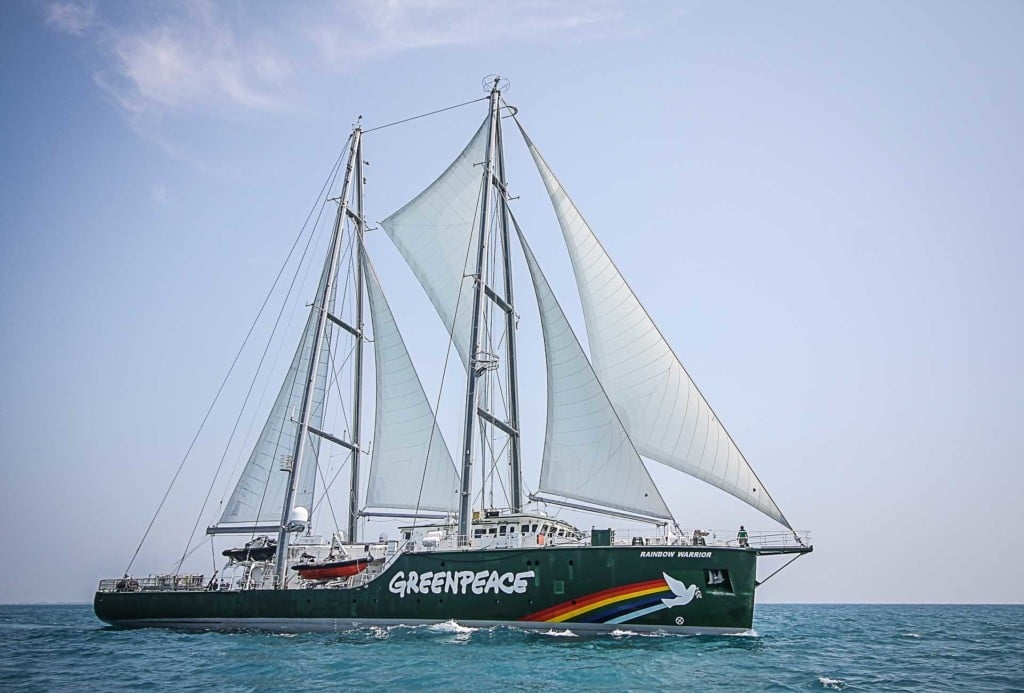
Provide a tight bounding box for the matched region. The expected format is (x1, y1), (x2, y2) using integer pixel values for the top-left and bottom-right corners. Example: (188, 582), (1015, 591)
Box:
(275, 126), (365, 584)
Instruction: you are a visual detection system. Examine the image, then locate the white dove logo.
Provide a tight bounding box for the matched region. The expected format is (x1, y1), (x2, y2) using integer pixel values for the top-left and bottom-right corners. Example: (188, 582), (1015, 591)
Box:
(661, 572), (702, 608)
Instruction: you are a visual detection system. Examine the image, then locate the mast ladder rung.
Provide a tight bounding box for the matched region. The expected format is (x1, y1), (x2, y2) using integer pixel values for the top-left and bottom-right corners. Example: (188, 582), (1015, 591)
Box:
(477, 407), (518, 437)
(483, 285), (514, 313)
(326, 311), (361, 338)
(307, 424), (357, 452)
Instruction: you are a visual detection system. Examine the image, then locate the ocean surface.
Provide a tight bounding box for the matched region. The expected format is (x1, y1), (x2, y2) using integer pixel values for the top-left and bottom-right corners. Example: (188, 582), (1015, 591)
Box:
(1, 604), (1021, 691)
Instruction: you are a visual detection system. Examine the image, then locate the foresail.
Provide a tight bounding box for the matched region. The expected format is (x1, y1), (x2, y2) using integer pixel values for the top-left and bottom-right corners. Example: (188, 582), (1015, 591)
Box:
(362, 253), (460, 512)
(380, 119), (489, 368)
(516, 221), (672, 521)
(522, 129), (791, 529)
(218, 267), (331, 525)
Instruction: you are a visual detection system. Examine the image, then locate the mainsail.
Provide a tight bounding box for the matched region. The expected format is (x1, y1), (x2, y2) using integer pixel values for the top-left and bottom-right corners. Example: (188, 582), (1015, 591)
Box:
(362, 253), (460, 512)
(217, 265), (331, 526)
(380, 119), (489, 367)
(515, 221), (672, 521)
(522, 127), (791, 528)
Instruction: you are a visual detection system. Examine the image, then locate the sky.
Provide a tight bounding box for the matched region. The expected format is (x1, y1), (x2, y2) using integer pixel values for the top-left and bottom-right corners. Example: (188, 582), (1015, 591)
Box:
(1, 0), (1022, 605)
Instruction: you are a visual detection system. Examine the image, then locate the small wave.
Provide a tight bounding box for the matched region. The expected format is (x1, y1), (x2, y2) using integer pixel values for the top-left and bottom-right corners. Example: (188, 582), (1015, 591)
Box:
(725, 629), (759, 637)
(901, 632), (922, 638)
(369, 626), (390, 640)
(428, 620), (477, 634)
(0, 623), (64, 631)
(608, 629), (673, 639)
(819, 676), (846, 690)
(542, 629), (578, 638)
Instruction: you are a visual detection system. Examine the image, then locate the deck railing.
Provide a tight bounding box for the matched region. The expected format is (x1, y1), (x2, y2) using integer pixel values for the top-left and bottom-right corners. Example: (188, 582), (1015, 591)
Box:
(400, 528), (812, 553)
(608, 528), (812, 550)
(97, 574), (208, 593)
(98, 529), (812, 593)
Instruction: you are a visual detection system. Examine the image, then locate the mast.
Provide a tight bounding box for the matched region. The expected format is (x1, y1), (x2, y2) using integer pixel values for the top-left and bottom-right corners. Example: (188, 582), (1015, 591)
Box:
(349, 129), (365, 542)
(494, 100), (523, 512)
(457, 80), (501, 542)
(275, 128), (361, 584)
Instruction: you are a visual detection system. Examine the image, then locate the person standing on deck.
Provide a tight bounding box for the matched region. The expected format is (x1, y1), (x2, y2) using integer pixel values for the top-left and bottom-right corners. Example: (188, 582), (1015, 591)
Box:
(737, 526), (749, 548)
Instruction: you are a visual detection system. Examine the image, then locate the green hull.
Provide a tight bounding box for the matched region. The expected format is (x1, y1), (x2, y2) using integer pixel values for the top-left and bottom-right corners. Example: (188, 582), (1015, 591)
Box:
(95, 546), (758, 634)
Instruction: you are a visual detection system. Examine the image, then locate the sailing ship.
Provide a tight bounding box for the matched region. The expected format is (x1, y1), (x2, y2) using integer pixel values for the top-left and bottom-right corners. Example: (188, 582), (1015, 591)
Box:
(95, 78), (811, 634)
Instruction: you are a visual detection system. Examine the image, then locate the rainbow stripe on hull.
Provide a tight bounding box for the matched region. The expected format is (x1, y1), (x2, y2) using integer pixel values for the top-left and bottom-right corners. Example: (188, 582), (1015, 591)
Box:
(522, 577), (683, 626)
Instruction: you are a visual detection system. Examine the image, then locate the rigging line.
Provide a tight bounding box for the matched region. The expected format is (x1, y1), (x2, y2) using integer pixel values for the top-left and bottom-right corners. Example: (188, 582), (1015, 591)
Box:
(314, 224), (355, 459)
(411, 164), (486, 529)
(471, 430), (509, 510)
(492, 339), (511, 416)
(363, 96), (489, 134)
(244, 173), (346, 542)
(326, 230), (357, 430)
(214, 147), (344, 540)
(177, 227), (334, 570)
(165, 535), (209, 574)
(217, 233), (319, 515)
(516, 117), (788, 527)
(236, 156), (353, 493)
(310, 443), (341, 535)
(124, 136), (351, 575)
(476, 437), (510, 511)
(311, 453), (350, 514)
(490, 207), (509, 507)
(327, 341), (357, 433)
(242, 200), (343, 542)
(483, 433), (511, 509)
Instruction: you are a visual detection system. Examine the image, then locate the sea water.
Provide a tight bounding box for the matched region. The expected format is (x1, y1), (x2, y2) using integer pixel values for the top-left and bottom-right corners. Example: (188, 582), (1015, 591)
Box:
(1, 604), (1021, 691)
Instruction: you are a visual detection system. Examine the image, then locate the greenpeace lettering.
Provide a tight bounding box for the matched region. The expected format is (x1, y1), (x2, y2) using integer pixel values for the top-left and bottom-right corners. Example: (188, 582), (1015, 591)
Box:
(388, 570), (536, 598)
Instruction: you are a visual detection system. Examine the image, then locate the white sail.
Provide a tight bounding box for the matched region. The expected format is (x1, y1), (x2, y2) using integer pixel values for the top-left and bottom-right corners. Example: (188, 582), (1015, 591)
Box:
(218, 267), (331, 525)
(362, 253), (460, 512)
(523, 131), (791, 529)
(380, 119), (489, 367)
(516, 222), (672, 520)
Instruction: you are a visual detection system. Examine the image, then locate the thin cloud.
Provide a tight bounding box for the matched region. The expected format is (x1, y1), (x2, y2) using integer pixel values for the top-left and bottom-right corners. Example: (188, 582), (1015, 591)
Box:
(44, 0), (95, 36)
(43, 1), (294, 119)
(39, 0), (642, 173)
(150, 184), (169, 207)
(44, 0), (633, 120)
(312, 0), (627, 70)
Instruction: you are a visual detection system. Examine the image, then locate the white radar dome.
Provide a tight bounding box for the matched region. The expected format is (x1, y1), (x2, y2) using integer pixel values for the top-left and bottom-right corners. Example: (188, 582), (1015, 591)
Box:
(289, 507), (309, 524)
